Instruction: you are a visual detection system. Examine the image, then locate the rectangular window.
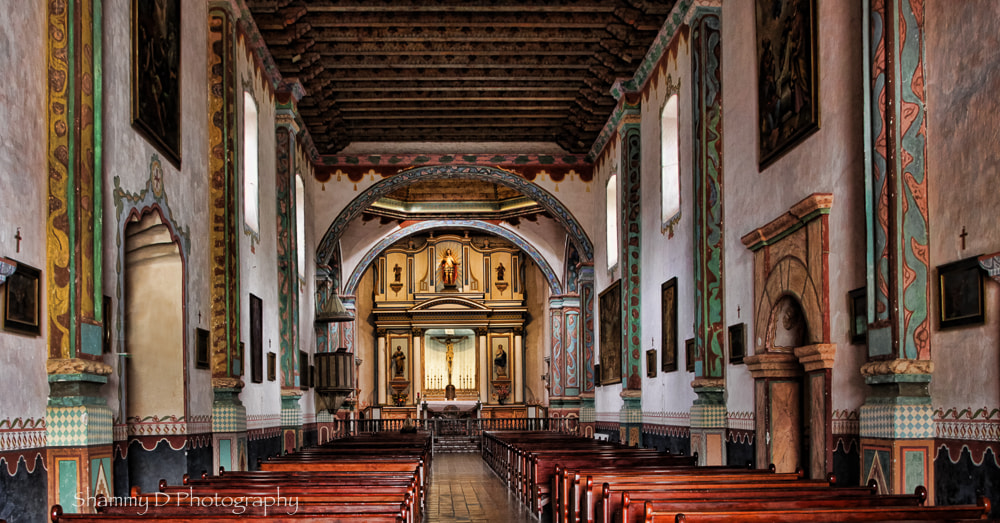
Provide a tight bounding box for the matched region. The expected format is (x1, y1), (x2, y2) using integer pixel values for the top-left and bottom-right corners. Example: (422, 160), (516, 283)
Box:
(661, 94), (680, 227)
(243, 91), (259, 233)
(295, 175), (306, 278)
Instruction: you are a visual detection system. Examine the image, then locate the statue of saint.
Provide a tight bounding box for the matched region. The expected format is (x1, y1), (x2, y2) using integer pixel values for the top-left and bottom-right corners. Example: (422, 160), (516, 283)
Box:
(393, 263), (402, 282)
(496, 262), (505, 281)
(494, 344), (508, 377)
(392, 346), (406, 378)
(439, 249), (458, 286)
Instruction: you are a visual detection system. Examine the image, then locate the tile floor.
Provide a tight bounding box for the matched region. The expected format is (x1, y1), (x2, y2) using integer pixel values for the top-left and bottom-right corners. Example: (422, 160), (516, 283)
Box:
(424, 453), (535, 522)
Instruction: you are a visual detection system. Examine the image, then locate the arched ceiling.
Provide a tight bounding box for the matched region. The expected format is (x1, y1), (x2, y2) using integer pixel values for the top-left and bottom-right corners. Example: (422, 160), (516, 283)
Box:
(245, 0), (678, 155)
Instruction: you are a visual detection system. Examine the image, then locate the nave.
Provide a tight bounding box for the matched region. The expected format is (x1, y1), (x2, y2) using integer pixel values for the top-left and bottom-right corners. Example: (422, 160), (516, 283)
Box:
(425, 453), (534, 523)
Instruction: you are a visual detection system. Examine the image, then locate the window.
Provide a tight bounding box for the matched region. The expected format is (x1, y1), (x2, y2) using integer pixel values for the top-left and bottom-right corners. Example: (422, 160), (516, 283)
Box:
(660, 94), (680, 228)
(606, 174), (618, 269)
(295, 174), (306, 278)
(243, 91), (259, 233)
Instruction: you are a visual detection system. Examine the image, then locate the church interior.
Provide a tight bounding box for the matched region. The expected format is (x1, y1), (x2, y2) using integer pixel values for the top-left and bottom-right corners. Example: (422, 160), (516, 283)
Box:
(1, 0), (999, 521)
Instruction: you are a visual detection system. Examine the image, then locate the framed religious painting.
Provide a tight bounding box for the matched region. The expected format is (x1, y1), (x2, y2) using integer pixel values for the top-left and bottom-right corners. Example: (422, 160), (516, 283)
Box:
(598, 281), (622, 385)
(728, 323), (746, 364)
(755, 0), (819, 169)
(3, 261), (41, 336)
(938, 256), (985, 329)
(661, 277), (678, 372)
(848, 287), (867, 344)
(132, 0), (181, 167)
(250, 294), (263, 383)
(685, 338), (696, 373)
(103, 295), (113, 353)
(195, 327), (210, 369)
(267, 352), (276, 382)
(645, 349), (657, 378)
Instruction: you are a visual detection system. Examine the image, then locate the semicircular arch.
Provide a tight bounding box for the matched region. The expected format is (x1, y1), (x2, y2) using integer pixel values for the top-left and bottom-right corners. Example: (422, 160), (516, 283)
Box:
(343, 220), (564, 296)
(316, 165), (594, 266)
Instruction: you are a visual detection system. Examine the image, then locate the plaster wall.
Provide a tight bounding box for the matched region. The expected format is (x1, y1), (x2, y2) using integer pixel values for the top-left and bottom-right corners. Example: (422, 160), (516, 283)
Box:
(593, 136), (624, 416)
(101, 0), (212, 424)
(236, 32), (283, 424)
(523, 259), (550, 406)
(925, 0), (1000, 413)
(296, 150), (318, 417)
(0, 0), (48, 426)
(637, 33), (698, 415)
(719, 0), (868, 415)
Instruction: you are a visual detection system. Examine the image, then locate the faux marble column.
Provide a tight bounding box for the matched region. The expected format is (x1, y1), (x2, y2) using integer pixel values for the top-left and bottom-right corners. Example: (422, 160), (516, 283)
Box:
(514, 333), (524, 404)
(377, 332), (387, 405)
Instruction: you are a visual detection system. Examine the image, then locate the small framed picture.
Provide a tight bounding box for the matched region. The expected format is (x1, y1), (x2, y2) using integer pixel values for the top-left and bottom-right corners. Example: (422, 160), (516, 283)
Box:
(195, 328), (210, 369)
(103, 295), (113, 353)
(299, 350), (309, 390)
(267, 352), (276, 382)
(685, 338), (696, 373)
(594, 364), (601, 387)
(728, 323), (746, 364)
(848, 287), (867, 344)
(938, 256), (985, 329)
(645, 349), (657, 378)
(3, 261), (41, 336)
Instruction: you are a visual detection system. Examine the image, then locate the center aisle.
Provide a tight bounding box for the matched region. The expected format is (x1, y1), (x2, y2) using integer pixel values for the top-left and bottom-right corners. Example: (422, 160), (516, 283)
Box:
(424, 452), (535, 523)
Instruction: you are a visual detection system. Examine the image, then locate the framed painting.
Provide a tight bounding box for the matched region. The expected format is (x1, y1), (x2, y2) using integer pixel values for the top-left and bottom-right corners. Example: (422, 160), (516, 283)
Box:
(661, 277), (678, 372)
(250, 294), (263, 383)
(103, 295), (113, 353)
(728, 323), (746, 364)
(755, 0), (819, 169)
(938, 256), (985, 329)
(645, 349), (657, 378)
(3, 261), (41, 335)
(299, 350), (309, 390)
(685, 338), (695, 373)
(267, 352), (276, 382)
(598, 280), (622, 385)
(195, 327), (210, 369)
(848, 287), (867, 344)
(132, 0), (181, 167)
(593, 364), (601, 387)
(388, 335), (410, 382)
(490, 334), (512, 380)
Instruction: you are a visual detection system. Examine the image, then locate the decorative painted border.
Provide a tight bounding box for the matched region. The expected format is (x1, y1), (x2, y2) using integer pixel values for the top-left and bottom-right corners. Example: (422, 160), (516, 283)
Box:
(0, 451), (47, 476)
(727, 411), (755, 432)
(125, 415), (212, 437)
(343, 219), (563, 295)
(643, 411), (692, 427)
(642, 423), (692, 439)
(0, 418), (47, 452)
(833, 409), (861, 435)
(317, 165), (594, 267)
(935, 407), (1000, 442)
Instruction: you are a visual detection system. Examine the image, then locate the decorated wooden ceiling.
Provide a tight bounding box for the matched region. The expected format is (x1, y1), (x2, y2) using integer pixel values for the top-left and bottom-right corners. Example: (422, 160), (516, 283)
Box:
(246, 0), (677, 156)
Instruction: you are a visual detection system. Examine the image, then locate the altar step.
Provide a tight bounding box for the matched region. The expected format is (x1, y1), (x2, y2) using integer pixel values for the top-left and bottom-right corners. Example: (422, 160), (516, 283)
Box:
(434, 434), (481, 453)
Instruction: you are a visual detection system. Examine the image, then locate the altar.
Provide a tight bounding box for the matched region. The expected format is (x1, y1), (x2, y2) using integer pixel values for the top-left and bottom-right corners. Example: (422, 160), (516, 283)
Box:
(423, 400), (480, 419)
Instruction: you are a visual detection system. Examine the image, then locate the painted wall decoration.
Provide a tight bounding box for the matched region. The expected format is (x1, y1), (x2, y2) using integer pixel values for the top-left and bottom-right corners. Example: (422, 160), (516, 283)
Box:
(661, 277), (678, 372)
(937, 256), (985, 329)
(599, 281), (622, 386)
(755, 0), (819, 168)
(131, 0), (181, 166)
(3, 261), (41, 335)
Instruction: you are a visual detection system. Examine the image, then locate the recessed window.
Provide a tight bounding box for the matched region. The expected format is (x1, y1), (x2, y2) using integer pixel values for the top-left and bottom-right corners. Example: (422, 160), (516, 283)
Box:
(606, 174), (619, 270)
(660, 94), (680, 227)
(243, 91), (259, 233)
(295, 174), (306, 278)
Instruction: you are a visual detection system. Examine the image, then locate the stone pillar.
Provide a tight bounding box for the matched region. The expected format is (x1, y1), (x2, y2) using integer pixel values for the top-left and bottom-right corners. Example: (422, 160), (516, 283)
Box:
(619, 390), (642, 447)
(212, 380), (247, 473)
(861, 0), (933, 497)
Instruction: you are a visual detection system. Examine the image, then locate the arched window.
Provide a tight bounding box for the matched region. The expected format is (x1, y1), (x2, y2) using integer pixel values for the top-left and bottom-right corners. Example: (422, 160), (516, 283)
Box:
(295, 174), (306, 278)
(660, 94), (680, 228)
(243, 91), (259, 233)
(606, 174), (619, 269)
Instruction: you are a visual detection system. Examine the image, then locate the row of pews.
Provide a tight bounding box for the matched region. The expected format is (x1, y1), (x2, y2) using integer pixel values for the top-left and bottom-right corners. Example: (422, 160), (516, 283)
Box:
(50, 432), (430, 522)
(483, 431), (991, 523)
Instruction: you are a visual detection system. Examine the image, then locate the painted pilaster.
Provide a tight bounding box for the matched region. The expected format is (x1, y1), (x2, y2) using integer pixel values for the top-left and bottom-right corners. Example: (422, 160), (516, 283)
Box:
(45, 0), (112, 512)
(861, 0), (933, 498)
(688, 4), (725, 467)
(377, 330), (387, 405)
(549, 299), (564, 398)
(275, 109), (300, 394)
(412, 328), (424, 401)
(514, 332), (523, 404)
(579, 263), (596, 395)
(207, 4), (246, 472)
(618, 105), (643, 391)
(477, 328), (488, 403)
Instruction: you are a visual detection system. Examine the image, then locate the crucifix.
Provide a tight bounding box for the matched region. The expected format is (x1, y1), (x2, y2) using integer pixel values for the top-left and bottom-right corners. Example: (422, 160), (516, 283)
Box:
(737, 305), (741, 318)
(960, 226), (968, 250)
(432, 335), (466, 386)
(15, 227), (22, 253)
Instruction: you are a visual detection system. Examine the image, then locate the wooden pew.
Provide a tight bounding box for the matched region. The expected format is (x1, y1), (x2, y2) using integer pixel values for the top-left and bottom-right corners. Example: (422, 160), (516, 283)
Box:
(663, 496), (991, 522)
